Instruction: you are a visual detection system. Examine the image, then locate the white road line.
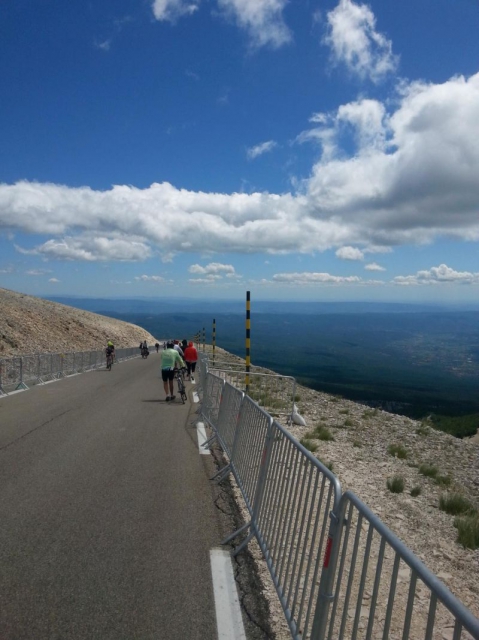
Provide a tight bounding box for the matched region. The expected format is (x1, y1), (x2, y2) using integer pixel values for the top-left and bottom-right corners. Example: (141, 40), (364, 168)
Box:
(210, 549), (246, 640)
(196, 422), (210, 455)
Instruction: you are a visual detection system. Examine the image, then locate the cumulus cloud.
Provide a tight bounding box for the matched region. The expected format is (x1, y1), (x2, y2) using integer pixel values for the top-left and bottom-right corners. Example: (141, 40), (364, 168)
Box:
(189, 262), (236, 276)
(323, 0), (398, 82)
(2, 73), (479, 259)
(48, 278), (60, 283)
(365, 262), (385, 271)
(152, 0), (199, 22)
(134, 275), (166, 282)
(216, 0), (291, 49)
(336, 246), (364, 260)
(15, 235), (152, 262)
(26, 269), (52, 276)
(247, 140), (278, 160)
(393, 264), (479, 286)
(273, 272), (363, 285)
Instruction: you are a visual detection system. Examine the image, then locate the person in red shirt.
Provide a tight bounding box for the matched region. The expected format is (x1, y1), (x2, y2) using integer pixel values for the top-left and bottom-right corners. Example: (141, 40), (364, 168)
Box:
(183, 341), (198, 381)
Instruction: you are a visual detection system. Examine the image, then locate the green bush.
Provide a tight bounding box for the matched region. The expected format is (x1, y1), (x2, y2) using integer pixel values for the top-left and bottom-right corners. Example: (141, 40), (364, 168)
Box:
(419, 463), (438, 479)
(454, 514), (479, 549)
(344, 418), (355, 427)
(306, 425), (334, 442)
(352, 439), (362, 448)
(429, 413), (479, 439)
(339, 409), (349, 415)
(387, 443), (408, 459)
(410, 486), (422, 497)
(439, 493), (474, 516)
(435, 474), (452, 487)
(300, 438), (318, 453)
(387, 476), (405, 493)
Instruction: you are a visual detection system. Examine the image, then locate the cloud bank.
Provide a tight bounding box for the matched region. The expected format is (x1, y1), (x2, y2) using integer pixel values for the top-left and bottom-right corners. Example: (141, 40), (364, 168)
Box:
(2, 71), (479, 262)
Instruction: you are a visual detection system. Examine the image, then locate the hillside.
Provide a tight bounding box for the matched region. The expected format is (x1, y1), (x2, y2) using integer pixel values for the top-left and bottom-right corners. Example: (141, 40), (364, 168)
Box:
(0, 288), (157, 357)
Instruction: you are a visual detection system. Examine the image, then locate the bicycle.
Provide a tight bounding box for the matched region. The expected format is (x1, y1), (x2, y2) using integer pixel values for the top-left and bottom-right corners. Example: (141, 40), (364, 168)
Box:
(106, 353), (113, 371)
(175, 367), (188, 404)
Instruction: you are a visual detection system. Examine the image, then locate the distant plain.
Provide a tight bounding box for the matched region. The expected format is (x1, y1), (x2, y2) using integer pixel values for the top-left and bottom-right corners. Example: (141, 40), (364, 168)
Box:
(50, 297), (479, 433)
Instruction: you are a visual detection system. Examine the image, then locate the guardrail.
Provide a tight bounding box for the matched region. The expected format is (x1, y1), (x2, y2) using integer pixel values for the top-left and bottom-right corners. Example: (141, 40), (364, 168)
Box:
(0, 347), (141, 396)
(200, 358), (479, 640)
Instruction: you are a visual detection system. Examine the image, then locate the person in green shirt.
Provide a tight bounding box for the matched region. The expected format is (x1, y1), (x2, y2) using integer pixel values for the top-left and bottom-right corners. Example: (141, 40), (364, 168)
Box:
(161, 341), (185, 402)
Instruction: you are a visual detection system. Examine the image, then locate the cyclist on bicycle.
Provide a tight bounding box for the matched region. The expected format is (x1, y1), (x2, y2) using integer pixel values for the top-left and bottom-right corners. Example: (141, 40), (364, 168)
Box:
(105, 341), (115, 367)
(161, 340), (185, 402)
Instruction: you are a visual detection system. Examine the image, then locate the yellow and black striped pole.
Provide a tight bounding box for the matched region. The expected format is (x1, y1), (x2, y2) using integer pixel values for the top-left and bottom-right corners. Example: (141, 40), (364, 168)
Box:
(212, 318), (216, 367)
(246, 291), (250, 394)
(202, 327), (205, 353)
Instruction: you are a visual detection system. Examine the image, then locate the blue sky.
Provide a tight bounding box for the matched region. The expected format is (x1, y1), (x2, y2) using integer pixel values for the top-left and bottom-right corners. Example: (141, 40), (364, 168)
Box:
(1, 0), (479, 303)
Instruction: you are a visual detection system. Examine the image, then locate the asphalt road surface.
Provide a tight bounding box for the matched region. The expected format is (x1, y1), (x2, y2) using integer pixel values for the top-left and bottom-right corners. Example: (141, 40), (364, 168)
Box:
(0, 354), (232, 639)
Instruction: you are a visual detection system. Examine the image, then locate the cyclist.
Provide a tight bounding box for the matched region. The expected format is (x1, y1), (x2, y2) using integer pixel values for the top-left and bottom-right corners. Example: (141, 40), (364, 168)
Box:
(155, 342), (160, 353)
(106, 341), (115, 368)
(183, 341), (198, 381)
(173, 340), (184, 357)
(161, 340), (185, 402)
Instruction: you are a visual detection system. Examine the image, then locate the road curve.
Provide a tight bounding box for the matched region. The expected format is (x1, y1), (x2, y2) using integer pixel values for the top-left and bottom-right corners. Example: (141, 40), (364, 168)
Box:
(0, 354), (226, 639)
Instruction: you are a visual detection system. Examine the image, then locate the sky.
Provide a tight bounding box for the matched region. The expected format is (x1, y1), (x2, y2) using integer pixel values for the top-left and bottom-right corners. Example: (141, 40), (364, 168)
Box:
(1, 0), (479, 303)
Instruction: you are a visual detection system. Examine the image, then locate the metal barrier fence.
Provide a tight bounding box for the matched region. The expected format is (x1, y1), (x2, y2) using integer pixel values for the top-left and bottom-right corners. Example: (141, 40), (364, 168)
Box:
(209, 367), (296, 419)
(0, 347), (141, 395)
(201, 362), (479, 640)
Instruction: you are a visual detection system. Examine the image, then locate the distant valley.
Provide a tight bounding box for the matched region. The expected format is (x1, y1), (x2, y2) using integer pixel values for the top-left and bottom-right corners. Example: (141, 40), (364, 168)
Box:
(48, 297), (479, 430)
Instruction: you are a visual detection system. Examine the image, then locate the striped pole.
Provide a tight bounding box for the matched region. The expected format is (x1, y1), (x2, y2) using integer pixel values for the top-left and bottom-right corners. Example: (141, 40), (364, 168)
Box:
(246, 291), (250, 394)
(212, 318), (216, 367)
(202, 327), (205, 353)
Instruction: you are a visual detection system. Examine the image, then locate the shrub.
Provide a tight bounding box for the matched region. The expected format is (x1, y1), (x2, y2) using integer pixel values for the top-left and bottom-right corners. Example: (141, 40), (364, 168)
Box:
(344, 418), (355, 427)
(352, 439), (362, 448)
(419, 463), (438, 479)
(388, 444), (408, 459)
(435, 474), (452, 488)
(454, 514), (479, 550)
(306, 425), (334, 442)
(410, 486), (422, 497)
(362, 408), (378, 419)
(300, 438), (318, 453)
(439, 493), (474, 516)
(387, 476), (405, 493)
(339, 409), (349, 415)
(319, 459), (334, 472)
(416, 425), (430, 437)
(294, 394), (301, 402)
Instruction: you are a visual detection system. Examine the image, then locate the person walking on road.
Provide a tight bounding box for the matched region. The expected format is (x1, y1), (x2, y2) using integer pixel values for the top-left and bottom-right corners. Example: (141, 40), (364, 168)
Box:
(183, 341), (198, 381)
(161, 341), (185, 402)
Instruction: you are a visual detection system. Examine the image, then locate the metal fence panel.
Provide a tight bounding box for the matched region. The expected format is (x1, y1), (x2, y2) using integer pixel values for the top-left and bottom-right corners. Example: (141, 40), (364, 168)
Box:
(254, 420), (342, 640)
(215, 381), (244, 459)
(210, 368), (296, 419)
(229, 396), (273, 515)
(201, 372), (225, 429)
(318, 491), (479, 640)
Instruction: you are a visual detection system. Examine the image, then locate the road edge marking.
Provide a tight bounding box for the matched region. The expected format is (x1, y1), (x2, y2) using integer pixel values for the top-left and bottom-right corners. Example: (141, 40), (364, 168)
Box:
(196, 422), (210, 455)
(210, 548), (246, 640)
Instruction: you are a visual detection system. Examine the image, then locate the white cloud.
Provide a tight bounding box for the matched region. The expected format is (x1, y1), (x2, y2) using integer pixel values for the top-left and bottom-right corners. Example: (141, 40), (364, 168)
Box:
(365, 262), (385, 271)
(134, 275), (166, 282)
(393, 264), (479, 286)
(152, 0), (199, 22)
(273, 272), (363, 285)
(247, 140), (278, 159)
(323, 0), (398, 82)
(189, 275), (223, 283)
(15, 235), (152, 262)
(26, 269), (52, 276)
(217, 0), (291, 49)
(48, 278), (60, 283)
(189, 262), (236, 276)
(0, 265), (14, 273)
(2, 72), (479, 259)
(335, 246), (364, 260)
(95, 39), (112, 51)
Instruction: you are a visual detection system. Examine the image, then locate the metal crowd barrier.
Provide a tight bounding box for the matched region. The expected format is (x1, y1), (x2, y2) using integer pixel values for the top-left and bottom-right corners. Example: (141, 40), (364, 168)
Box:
(200, 361), (479, 640)
(209, 367), (296, 418)
(0, 347), (141, 396)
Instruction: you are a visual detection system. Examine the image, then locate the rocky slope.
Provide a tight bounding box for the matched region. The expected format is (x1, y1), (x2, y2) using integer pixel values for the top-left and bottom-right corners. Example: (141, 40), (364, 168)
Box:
(207, 347), (479, 639)
(0, 288), (157, 356)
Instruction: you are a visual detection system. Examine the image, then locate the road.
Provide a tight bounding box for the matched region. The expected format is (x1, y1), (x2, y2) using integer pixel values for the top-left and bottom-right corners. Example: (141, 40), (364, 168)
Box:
(0, 354), (234, 639)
